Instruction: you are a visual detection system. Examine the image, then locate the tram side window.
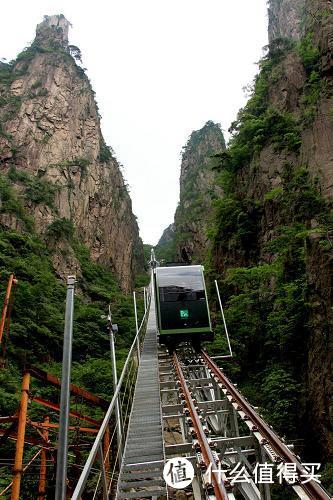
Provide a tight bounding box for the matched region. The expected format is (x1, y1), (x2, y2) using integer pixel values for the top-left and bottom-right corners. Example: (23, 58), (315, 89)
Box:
(159, 287), (205, 302)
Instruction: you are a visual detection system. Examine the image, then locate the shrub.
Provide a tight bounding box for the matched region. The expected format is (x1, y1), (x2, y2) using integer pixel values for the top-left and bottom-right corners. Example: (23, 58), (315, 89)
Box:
(47, 218), (74, 240)
(25, 177), (57, 206)
(297, 33), (320, 73)
(99, 142), (113, 163)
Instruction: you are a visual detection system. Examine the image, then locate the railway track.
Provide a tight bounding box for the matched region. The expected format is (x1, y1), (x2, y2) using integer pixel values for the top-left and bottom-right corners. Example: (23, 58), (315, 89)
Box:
(71, 289), (332, 499)
(170, 348), (331, 500)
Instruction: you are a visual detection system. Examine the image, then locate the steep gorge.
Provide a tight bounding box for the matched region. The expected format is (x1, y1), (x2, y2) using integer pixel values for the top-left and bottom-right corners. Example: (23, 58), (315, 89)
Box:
(159, 0), (333, 481)
(156, 121), (225, 263)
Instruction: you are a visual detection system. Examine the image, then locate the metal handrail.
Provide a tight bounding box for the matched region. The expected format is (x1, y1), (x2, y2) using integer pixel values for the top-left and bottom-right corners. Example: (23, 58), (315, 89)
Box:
(71, 291), (151, 499)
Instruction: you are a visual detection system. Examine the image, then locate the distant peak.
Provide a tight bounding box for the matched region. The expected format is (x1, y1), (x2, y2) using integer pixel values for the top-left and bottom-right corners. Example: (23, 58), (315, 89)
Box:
(35, 14), (71, 48)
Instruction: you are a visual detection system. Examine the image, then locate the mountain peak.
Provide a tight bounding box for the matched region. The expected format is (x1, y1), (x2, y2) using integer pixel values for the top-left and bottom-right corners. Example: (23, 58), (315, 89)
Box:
(35, 14), (71, 49)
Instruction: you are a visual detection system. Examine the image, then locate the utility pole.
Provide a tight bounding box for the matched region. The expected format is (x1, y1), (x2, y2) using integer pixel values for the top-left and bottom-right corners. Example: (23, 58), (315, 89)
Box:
(55, 276), (76, 500)
(107, 304), (122, 463)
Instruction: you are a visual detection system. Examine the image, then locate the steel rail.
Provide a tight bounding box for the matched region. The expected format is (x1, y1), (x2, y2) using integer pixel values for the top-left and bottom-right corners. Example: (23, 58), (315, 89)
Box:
(71, 294), (151, 500)
(173, 352), (230, 500)
(201, 350), (331, 500)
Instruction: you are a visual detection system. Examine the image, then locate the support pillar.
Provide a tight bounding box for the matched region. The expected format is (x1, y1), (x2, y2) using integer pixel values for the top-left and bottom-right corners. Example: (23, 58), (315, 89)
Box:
(55, 276), (75, 500)
(11, 371), (30, 500)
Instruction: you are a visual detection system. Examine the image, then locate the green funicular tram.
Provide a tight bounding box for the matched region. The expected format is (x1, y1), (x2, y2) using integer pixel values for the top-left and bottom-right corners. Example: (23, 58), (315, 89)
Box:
(153, 264), (213, 348)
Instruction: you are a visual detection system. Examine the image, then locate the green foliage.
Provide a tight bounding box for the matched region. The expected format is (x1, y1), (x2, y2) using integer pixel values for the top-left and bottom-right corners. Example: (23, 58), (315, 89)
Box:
(0, 174), (33, 229)
(31, 79), (42, 89)
(264, 187), (284, 201)
(261, 366), (300, 435)
(208, 135), (331, 442)
(8, 166), (57, 207)
(228, 107), (301, 170)
(321, 462), (333, 492)
(135, 273), (150, 288)
(25, 177), (57, 205)
(47, 218), (74, 240)
(0, 230), (66, 369)
(281, 164), (326, 222)
(155, 237), (177, 262)
(208, 196), (261, 262)
(7, 165), (29, 183)
(182, 121), (225, 159)
(99, 141), (113, 163)
(297, 33), (320, 73)
(73, 243), (142, 352)
(0, 62), (17, 86)
(1, 95), (22, 122)
(214, 40), (304, 174)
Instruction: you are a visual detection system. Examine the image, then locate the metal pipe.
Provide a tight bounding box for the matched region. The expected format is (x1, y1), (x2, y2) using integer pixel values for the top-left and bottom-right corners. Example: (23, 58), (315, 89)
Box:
(103, 426), (110, 482)
(214, 280), (233, 357)
(108, 305), (122, 463)
(143, 287), (147, 312)
(55, 275), (76, 500)
(0, 273), (16, 345)
(133, 291), (140, 362)
(11, 371), (30, 500)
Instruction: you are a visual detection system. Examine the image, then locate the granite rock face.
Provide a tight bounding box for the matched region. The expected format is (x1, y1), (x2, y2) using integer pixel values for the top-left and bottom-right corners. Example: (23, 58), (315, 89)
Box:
(0, 16), (143, 290)
(173, 121), (225, 263)
(268, 0), (305, 42)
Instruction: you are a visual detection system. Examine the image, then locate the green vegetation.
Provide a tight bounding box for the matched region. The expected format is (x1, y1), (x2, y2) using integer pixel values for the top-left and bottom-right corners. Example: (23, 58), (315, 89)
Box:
(8, 166), (58, 207)
(0, 174), (33, 230)
(99, 140), (114, 163)
(0, 225), (144, 411)
(52, 156), (91, 179)
(204, 36), (332, 446)
(297, 32), (320, 73)
(47, 217), (74, 240)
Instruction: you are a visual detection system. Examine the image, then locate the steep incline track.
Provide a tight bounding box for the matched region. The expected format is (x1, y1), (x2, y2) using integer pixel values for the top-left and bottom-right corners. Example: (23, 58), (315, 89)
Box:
(200, 350), (331, 500)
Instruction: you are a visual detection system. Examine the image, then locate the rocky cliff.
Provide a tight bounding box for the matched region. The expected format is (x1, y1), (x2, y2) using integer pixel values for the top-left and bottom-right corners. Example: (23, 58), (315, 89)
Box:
(211, 0), (333, 463)
(170, 121), (225, 263)
(0, 15), (143, 290)
(268, 0), (304, 42)
(162, 0), (333, 470)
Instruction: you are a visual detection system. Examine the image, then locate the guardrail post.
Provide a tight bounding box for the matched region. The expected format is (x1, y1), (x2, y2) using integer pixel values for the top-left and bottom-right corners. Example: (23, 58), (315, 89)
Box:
(108, 305), (122, 463)
(55, 275), (76, 500)
(143, 287), (147, 312)
(133, 291), (140, 363)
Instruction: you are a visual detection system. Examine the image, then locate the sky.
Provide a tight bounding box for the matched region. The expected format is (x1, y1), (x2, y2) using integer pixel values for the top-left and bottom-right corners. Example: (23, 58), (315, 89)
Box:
(1, 1), (268, 245)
